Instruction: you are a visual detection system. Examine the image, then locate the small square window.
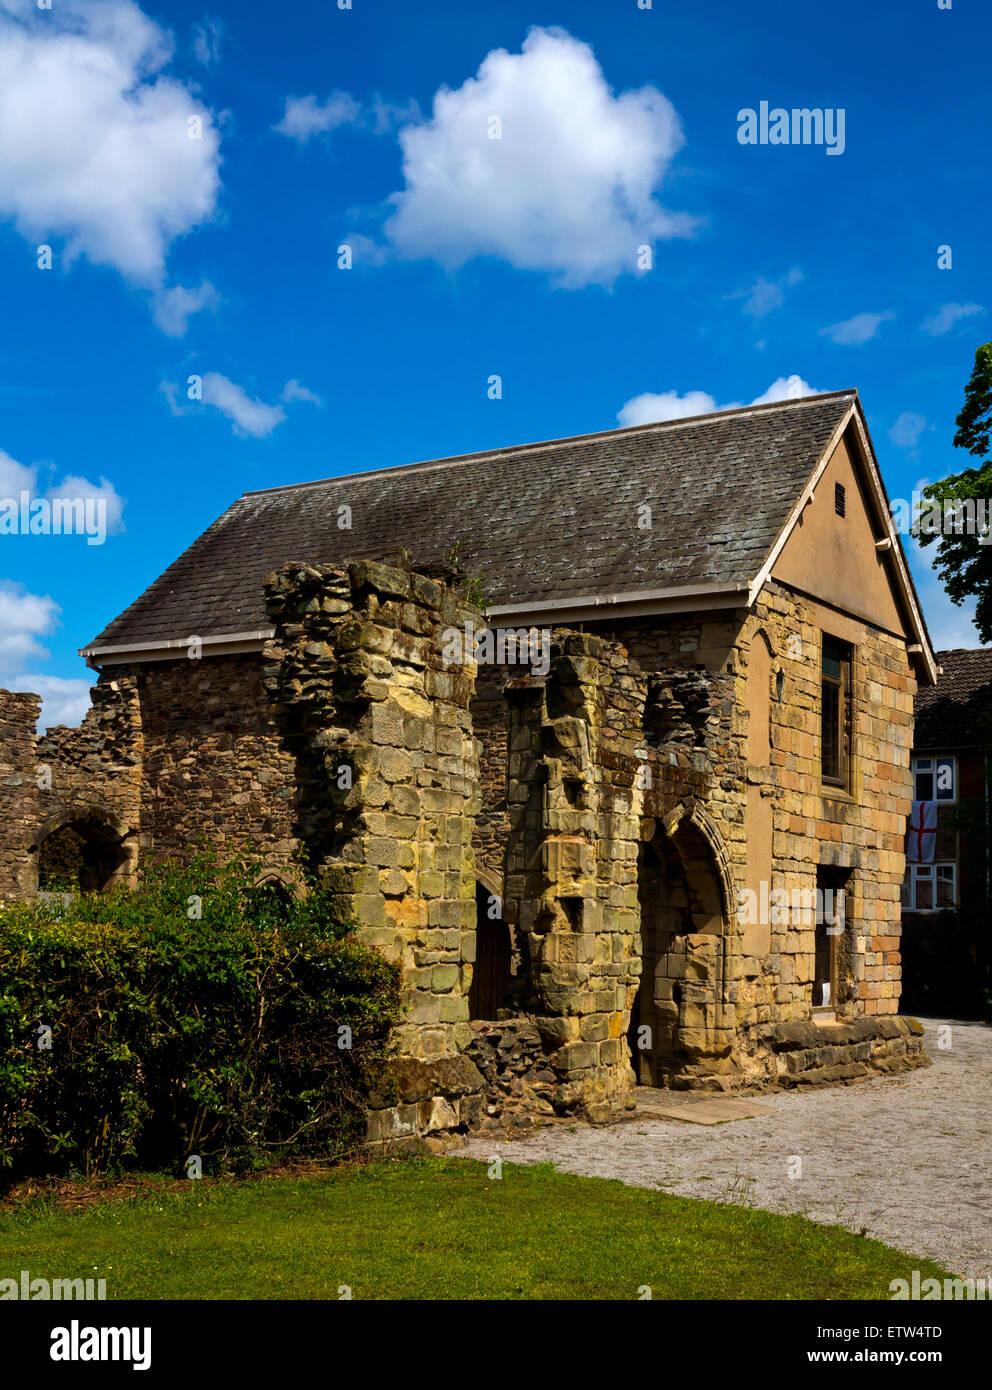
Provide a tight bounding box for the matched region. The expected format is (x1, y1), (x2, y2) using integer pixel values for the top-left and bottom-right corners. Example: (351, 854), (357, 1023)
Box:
(912, 755), (955, 802)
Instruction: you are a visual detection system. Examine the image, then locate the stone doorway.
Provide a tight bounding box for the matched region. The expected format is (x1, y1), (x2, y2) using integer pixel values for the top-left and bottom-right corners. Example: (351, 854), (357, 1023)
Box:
(629, 820), (730, 1087)
(470, 881), (513, 1020)
(34, 816), (132, 895)
(813, 864), (852, 1012)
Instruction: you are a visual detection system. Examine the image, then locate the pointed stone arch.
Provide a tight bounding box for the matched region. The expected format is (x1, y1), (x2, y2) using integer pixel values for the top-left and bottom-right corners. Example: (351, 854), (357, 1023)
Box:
(631, 802), (739, 1088)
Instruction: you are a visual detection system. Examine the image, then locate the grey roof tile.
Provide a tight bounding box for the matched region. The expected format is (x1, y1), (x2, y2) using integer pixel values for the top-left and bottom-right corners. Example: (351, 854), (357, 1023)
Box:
(86, 389), (857, 650)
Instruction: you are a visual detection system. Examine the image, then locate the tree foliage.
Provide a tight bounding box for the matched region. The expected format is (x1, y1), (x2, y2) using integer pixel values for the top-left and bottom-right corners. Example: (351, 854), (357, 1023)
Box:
(916, 343), (992, 641)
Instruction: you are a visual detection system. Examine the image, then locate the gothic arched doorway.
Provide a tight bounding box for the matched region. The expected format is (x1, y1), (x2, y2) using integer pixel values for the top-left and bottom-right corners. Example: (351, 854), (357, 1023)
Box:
(629, 818), (731, 1087)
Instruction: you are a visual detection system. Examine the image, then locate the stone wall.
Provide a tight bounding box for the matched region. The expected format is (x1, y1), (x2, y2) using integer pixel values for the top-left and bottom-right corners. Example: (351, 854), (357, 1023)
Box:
(261, 556), (483, 1067)
(0, 560), (926, 1133)
(0, 690), (45, 899)
(0, 679), (143, 899)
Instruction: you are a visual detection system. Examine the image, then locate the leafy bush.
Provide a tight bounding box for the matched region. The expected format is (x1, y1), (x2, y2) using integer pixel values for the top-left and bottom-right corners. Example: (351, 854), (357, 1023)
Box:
(0, 853), (401, 1180)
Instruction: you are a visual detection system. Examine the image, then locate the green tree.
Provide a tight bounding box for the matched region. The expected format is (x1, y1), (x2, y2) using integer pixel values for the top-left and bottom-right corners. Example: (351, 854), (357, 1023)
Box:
(916, 343), (992, 641)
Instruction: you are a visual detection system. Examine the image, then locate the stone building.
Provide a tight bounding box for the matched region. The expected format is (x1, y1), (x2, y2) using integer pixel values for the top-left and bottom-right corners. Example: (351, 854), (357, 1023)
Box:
(0, 390), (934, 1137)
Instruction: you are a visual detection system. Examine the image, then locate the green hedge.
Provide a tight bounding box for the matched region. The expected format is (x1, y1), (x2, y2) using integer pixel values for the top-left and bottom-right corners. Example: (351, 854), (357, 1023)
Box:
(0, 854), (401, 1179)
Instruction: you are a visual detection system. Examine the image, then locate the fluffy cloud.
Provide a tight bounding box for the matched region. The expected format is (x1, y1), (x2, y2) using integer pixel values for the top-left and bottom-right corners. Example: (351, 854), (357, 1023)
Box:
(18, 674), (93, 730)
(819, 311), (894, 346)
(889, 412), (927, 451)
(281, 379), (322, 406)
(192, 16), (223, 67)
(0, 0), (221, 285)
(0, 445), (125, 534)
(274, 92), (361, 142)
(274, 92), (417, 145)
(0, 583), (91, 728)
(384, 26), (694, 286)
(201, 374), (285, 437)
(921, 302), (985, 336)
(151, 280), (219, 337)
(162, 372), (320, 437)
(618, 374), (816, 428)
(0, 582), (58, 672)
(735, 267), (803, 318)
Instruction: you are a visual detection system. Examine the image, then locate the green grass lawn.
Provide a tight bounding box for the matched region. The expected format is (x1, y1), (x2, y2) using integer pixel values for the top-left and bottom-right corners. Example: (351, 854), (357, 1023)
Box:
(0, 1158), (952, 1300)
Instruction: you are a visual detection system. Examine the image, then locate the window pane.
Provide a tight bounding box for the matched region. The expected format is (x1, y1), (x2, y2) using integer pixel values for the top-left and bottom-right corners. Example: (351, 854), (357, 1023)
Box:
(900, 869), (911, 908)
(915, 768), (934, 801)
(821, 680), (840, 778)
(936, 758), (955, 800)
(916, 874), (933, 909)
(822, 637), (846, 677)
(936, 865), (956, 906)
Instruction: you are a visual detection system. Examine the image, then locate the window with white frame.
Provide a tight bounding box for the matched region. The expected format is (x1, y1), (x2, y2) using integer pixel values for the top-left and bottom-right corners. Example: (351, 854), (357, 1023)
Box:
(901, 862), (957, 910)
(911, 755), (956, 803)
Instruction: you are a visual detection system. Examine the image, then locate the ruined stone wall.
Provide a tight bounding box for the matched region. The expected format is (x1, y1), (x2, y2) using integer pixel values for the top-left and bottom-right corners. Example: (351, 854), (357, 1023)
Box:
(500, 630), (726, 1117)
(471, 662), (509, 889)
(114, 655), (298, 872)
(0, 680), (143, 898)
(0, 691), (46, 899)
(590, 597), (918, 1087)
(261, 557), (482, 1066)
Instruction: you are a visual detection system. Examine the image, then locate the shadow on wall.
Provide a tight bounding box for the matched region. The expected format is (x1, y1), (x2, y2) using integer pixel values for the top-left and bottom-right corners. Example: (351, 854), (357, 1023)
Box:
(901, 909), (992, 1021)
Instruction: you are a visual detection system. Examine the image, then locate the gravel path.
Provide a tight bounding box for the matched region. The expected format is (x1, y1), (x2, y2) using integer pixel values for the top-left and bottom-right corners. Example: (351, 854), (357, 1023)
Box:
(461, 1017), (992, 1278)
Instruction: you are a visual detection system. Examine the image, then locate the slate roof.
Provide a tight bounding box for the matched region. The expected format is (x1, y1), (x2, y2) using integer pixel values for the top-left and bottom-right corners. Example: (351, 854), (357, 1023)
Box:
(86, 390), (860, 652)
(915, 648), (992, 748)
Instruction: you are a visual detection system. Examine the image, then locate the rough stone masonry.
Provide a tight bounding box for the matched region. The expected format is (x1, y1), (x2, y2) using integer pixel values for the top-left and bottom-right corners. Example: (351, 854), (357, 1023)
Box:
(0, 539), (928, 1150)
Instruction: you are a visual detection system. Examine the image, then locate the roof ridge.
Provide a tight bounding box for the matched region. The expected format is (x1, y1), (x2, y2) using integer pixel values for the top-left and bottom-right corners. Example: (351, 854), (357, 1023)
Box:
(241, 388), (859, 499)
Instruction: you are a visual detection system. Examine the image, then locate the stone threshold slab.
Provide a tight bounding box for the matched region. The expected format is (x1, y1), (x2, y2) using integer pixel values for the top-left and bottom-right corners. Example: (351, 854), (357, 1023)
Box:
(634, 1096), (777, 1126)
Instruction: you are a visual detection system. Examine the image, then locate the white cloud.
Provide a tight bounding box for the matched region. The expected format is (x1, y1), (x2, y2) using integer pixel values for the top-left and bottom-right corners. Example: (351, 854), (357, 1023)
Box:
(0, 444), (125, 534)
(162, 373), (323, 435)
(0, 583), (58, 671)
(618, 374), (816, 427)
(192, 16), (223, 67)
(151, 280), (219, 337)
(0, 0), (221, 286)
(0, 446), (36, 497)
(52, 474), (126, 533)
(281, 379), (322, 406)
(368, 95), (422, 135)
(889, 411), (927, 451)
(819, 311), (894, 346)
(921, 302), (986, 336)
(384, 26), (695, 287)
(750, 374), (816, 406)
(19, 674), (93, 730)
(202, 373), (286, 437)
(735, 267), (803, 318)
(0, 583), (91, 728)
(274, 92), (361, 142)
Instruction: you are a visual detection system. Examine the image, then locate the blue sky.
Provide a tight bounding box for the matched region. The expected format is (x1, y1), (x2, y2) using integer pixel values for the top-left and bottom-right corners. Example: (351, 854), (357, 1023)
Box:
(0, 0), (989, 725)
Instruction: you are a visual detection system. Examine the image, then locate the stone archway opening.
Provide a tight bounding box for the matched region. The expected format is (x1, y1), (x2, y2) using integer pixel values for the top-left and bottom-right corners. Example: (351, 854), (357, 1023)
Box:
(34, 817), (131, 894)
(629, 818), (731, 1088)
(469, 881), (513, 1021)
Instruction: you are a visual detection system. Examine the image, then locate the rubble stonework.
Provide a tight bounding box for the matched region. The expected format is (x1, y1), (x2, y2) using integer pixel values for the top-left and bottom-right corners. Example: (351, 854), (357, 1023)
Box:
(0, 679), (142, 900)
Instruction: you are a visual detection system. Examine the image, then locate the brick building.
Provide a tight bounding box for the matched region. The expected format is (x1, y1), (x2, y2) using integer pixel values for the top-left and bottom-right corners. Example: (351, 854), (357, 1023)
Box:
(0, 389), (935, 1134)
(901, 647), (992, 1019)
